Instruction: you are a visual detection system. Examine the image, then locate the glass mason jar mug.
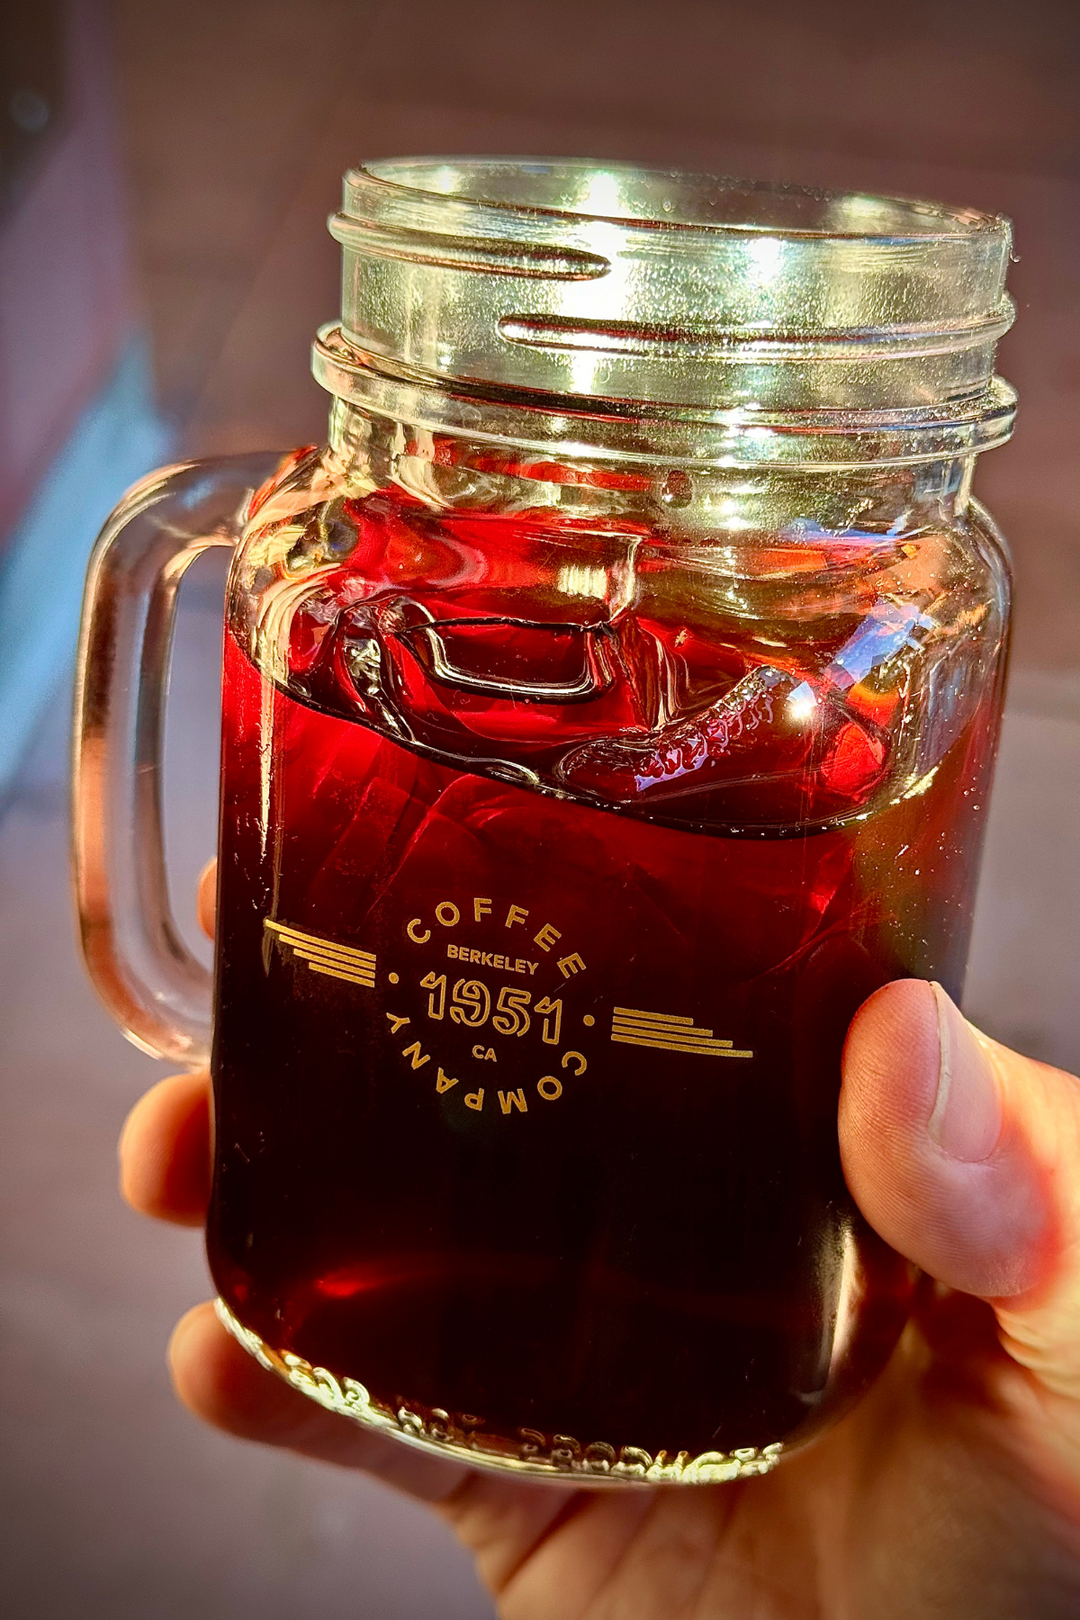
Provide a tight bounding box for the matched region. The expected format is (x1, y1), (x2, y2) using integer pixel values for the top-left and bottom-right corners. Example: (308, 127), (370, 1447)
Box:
(73, 160), (1016, 1485)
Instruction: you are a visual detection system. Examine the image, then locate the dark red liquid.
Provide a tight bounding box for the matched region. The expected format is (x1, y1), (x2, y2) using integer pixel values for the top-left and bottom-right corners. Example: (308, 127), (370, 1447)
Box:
(208, 488), (1001, 1474)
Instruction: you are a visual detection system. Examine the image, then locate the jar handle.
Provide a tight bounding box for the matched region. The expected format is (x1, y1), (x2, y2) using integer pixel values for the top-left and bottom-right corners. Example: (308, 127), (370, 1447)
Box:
(73, 454), (282, 1067)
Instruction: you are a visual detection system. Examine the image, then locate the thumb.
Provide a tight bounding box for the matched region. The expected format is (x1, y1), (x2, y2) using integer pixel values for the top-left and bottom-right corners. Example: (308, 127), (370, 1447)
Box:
(839, 978), (1080, 1400)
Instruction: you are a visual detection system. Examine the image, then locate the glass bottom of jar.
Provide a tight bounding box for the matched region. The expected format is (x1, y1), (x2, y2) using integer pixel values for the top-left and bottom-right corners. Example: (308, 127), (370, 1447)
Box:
(215, 1298), (785, 1486)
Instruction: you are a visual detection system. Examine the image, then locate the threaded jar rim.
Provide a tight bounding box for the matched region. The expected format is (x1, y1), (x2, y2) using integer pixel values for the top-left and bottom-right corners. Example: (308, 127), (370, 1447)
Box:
(315, 157), (1016, 465)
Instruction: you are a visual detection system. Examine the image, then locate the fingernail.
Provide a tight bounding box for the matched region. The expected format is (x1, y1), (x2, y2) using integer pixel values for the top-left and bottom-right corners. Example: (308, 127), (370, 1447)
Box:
(927, 983), (1002, 1162)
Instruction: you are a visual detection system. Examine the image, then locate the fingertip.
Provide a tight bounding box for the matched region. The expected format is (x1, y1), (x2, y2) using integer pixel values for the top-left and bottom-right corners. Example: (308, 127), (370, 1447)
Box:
(168, 1301), (279, 1434)
(839, 979), (1049, 1300)
(168, 1301), (220, 1387)
(119, 1071), (212, 1225)
(197, 859), (217, 941)
(840, 977), (940, 1145)
(168, 1301), (470, 1500)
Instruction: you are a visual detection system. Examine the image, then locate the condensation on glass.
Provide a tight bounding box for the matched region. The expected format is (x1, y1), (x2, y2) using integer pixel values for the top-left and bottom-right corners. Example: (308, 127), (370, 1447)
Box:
(73, 160), (1016, 1484)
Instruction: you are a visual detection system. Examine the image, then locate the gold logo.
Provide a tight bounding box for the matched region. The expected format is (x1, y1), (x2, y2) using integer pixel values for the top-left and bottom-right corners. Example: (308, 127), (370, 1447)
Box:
(264, 920), (376, 989)
(261, 910), (755, 1101)
(611, 1007), (752, 1059)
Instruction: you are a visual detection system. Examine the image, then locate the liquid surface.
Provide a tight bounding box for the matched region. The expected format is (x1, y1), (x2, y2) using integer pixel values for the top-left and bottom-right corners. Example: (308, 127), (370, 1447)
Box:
(209, 481), (1002, 1473)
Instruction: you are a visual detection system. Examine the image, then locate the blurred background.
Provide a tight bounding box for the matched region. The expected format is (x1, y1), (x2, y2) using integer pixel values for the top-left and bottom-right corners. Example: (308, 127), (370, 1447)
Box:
(0, 1), (1077, 1614)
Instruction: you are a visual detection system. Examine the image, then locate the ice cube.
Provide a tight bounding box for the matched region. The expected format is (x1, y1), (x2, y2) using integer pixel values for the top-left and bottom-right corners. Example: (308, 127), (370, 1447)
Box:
(556, 664), (801, 807)
(820, 600), (935, 694)
(557, 657), (890, 825)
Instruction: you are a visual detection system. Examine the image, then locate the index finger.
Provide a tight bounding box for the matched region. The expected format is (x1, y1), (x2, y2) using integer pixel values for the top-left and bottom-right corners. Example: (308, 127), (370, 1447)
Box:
(119, 1069), (212, 1225)
(197, 859), (217, 940)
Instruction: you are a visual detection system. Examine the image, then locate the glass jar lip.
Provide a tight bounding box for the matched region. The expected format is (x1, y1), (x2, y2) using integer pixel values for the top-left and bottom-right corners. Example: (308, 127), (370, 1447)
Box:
(326, 156), (1015, 443)
(351, 157), (1010, 244)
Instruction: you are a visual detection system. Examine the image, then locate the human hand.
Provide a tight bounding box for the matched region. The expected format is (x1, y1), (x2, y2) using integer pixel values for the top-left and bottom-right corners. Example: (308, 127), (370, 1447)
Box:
(119, 862), (1080, 1618)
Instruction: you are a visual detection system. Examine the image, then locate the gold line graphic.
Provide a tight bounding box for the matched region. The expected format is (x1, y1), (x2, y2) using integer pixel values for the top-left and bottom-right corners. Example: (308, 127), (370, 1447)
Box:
(266, 922), (376, 966)
(287, 942), (376, 965)
(611, 1006), (752, 1059)
(612, 1010), (696, 1023)
(612, 1013), (733, 1045)
(305, 961), (377, 987)
(264, 920), (377, 988)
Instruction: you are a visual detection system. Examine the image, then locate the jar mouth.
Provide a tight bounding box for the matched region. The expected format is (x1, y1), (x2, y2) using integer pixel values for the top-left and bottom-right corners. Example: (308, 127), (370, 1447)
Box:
(320, 157), (1015, 458)
(356, 156), (1007, 243)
